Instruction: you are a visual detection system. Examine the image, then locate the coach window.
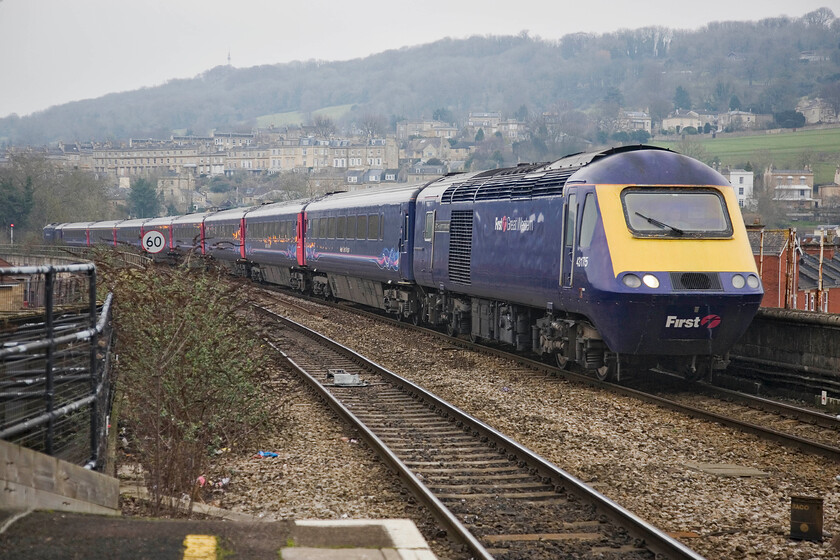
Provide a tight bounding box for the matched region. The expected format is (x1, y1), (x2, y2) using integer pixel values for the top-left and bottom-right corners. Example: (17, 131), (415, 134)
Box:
(357, 215), (368, 239)
(328, 217), (336, 238)
(579, 193), (597, 249)
(424, 211), (434, 241)
(369, 214), (380, 240)
(347, 215), (357, 240)
(337, 216), (347, 239)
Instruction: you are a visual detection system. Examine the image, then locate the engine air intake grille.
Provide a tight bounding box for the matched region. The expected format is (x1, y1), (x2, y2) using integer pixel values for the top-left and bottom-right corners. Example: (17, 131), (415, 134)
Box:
(441, 167), (578, 203)
(448, 210), (473, 285)
(670, 272), (722, 291)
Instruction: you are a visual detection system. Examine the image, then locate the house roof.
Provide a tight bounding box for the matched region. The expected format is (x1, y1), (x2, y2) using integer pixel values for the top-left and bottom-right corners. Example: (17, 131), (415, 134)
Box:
(747, 229), (792, 255)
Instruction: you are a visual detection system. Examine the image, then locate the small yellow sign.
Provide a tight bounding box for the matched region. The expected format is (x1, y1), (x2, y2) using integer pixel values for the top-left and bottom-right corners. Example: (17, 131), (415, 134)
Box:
(183, 534), (217, 560)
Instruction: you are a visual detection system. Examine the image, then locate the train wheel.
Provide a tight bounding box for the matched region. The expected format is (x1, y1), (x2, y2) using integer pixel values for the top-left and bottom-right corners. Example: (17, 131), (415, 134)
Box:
(554, 351), (569, 368)
(684, 356), (712, 382)
(594, 353), (618, 382)
(469, 331), (480, 343)
(411, 313), (420, 326)
(446, 323), (458, 337)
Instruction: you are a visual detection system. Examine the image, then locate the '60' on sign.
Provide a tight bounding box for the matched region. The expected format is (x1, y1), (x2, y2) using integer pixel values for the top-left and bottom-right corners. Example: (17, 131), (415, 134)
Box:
(142, 230), (166, 254)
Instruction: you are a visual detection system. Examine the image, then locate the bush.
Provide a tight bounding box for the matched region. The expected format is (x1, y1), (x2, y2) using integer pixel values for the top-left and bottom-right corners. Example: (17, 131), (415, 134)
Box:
(101, 259), (273, 514)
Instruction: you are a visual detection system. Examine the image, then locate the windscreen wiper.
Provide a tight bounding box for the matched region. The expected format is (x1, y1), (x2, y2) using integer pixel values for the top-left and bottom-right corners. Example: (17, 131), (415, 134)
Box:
(634, 212), (684, 235)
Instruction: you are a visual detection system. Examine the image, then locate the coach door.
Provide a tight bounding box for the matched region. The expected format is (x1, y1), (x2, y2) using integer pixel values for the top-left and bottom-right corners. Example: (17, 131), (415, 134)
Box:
(296, 214), (305, 266)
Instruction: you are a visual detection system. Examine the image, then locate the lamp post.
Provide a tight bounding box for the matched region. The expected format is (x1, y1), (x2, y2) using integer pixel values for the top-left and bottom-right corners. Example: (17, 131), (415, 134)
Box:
(9, 223), (13, 246)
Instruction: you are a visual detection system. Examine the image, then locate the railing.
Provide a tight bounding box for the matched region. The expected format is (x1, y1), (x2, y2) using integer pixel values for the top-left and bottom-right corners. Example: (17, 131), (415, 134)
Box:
(0, 260), (114, 471)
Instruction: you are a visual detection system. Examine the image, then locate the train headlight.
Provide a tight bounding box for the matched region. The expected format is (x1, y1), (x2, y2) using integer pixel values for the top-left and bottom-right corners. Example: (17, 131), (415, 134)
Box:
(731, 274), (746, 289)
(642, 274), (660, 288)
(746, 274), (760, 289)
(622, 274), (642, 288)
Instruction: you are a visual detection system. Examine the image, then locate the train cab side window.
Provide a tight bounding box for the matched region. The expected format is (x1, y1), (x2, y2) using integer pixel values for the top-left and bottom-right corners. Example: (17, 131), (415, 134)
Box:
(357, 215), (368, 239)
(424, 211), (434, 241)
(565, 194), (577, 250)
(579, 193), (597, 249)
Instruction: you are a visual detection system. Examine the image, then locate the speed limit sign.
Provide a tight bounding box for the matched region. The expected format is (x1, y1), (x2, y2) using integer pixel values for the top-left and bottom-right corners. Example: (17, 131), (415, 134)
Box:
(142, 230), (166, 254)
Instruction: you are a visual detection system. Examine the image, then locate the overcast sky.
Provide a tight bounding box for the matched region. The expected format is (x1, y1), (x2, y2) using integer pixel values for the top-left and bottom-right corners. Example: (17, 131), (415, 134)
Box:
(1, 0), (837, 118)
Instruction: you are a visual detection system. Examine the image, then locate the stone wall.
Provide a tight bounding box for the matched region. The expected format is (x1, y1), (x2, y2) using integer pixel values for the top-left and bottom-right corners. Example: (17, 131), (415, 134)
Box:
(732, 307), (840, 379)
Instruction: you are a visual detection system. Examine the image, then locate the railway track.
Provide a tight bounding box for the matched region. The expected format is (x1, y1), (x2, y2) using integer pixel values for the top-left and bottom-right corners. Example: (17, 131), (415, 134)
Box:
(254, 303), (705, 560)
(261, 287), (840, 463)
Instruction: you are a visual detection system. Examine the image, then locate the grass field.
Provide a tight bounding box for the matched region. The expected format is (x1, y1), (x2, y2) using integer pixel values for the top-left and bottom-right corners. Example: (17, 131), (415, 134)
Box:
(652, 127), (840, 185)
(256, 104), (355, 129)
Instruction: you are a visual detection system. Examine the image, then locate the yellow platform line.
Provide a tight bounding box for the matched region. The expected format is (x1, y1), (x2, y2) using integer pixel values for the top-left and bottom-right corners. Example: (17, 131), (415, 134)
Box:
(183, 534), (217, 559)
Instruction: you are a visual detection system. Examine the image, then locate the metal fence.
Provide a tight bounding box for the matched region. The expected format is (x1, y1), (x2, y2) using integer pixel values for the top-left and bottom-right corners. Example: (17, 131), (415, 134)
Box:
(0, 261), (114, 471)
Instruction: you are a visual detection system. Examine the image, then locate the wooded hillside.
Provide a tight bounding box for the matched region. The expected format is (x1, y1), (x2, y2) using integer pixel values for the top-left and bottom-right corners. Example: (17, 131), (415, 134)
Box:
(1, 7), (838, 145)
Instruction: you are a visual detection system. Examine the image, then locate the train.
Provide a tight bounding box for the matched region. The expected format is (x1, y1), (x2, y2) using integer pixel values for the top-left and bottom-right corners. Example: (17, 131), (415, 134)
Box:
(44, 145), (764, 381)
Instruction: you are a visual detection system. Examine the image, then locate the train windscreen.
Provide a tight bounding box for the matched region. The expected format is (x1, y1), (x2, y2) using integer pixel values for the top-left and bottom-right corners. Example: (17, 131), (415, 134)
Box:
(621, 188), (732, 238)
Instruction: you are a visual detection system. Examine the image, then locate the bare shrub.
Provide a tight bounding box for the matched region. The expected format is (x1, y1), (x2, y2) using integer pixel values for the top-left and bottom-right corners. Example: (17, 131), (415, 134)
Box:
(101, 258), (273, 515)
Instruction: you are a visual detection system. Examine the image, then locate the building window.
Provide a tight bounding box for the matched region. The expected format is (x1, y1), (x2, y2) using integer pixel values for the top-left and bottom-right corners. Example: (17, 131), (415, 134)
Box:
(739, 177), (744, 184)
(739, 187), (744, 195)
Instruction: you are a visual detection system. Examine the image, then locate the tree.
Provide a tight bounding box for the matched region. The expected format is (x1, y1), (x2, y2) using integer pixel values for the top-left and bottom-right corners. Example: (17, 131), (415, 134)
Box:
(0, 174), (34, 234)
(729, 95), (742, 111)
(774, 110), (806, 128)
(2, 154), (111, 235)
(312, 115), (336, 138)
(475, 128), (485, 142)
(432, 108), (455, 124)
(674, 86), (692, 110)
(357, 113), (387, 138)
(128, 178), (162, 218)
(819, 82), (840, 119)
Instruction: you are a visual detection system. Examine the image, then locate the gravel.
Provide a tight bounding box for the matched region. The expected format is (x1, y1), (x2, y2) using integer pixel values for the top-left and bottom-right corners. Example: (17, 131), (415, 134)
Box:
(121, 292), (840, 559)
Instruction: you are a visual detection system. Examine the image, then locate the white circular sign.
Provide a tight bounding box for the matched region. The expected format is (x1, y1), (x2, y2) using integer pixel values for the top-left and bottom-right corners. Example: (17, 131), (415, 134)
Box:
(142, 230), (166, 254)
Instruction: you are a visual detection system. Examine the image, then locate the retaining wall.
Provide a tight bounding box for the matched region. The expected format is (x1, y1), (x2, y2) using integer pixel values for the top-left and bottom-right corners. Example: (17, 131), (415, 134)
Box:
(732, 307), (840, 379)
